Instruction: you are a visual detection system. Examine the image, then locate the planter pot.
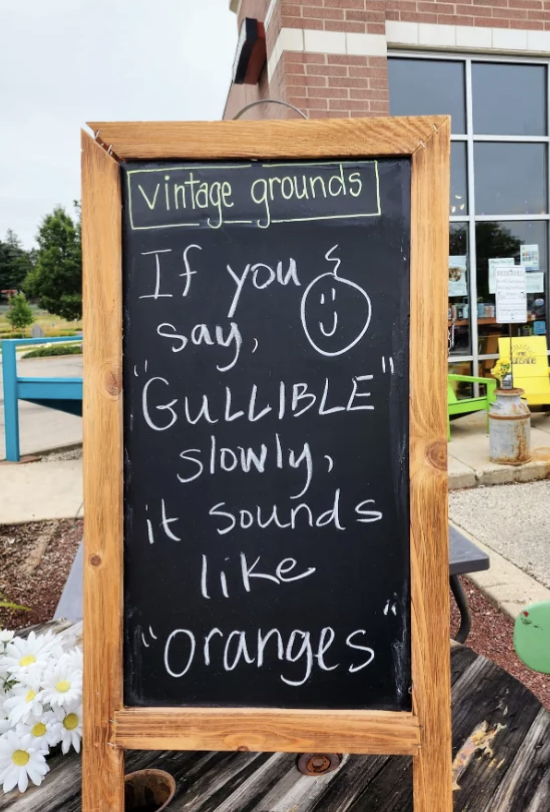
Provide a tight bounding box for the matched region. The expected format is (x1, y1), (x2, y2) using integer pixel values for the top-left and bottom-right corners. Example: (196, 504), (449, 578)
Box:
(125, 769), (176, 812)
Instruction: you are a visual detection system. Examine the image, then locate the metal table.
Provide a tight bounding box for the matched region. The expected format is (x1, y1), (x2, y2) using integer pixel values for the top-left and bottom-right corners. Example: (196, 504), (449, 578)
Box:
(449, 523), (490, 644)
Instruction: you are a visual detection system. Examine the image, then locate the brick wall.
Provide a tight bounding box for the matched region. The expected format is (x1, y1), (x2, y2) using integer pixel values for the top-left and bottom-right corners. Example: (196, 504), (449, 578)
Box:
(279, 0), (387, 34)
(283, 51), (389, 118)
(386, 0), (550, 33)
(267, 1), (389, 118)
(224, 0), (550, 120)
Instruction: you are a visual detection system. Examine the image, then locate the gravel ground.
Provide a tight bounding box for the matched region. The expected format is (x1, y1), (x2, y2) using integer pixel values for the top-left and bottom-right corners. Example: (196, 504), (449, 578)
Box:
(39, 445), (82, 463)
(0, 519), (82, 628)
(449, 481), (550, 588)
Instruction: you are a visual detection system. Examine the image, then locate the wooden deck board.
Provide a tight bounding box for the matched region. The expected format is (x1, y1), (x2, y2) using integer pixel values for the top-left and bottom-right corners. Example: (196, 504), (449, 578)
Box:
(3, 639), (550, 811)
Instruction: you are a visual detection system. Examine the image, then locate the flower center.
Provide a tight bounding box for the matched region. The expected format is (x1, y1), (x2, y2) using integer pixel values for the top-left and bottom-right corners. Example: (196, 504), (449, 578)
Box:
(19, 655), (36, 667)
(63, 713), (79, 731)
(12, 750), (30, 767)
(55, 680), (70, 693)
(25, 689), (36, 703)
(31, 722), (47, 737)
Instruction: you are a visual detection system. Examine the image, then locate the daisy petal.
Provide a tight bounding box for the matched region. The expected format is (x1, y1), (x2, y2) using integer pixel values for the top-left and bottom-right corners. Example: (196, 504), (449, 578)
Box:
(17, 768), (28, 793)
(3, 772), (18, 793)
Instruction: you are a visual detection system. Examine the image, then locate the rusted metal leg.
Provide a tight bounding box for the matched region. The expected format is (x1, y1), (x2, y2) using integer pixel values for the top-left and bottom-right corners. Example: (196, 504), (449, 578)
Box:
(450, 575), (471, 644)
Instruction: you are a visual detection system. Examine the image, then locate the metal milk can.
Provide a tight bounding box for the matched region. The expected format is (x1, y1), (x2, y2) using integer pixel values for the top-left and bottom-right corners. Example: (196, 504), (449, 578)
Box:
(489, 388), (531, 465)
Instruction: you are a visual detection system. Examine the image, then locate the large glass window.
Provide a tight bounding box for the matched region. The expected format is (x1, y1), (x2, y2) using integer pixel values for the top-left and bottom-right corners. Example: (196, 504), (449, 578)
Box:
(388, 58), (466, 133)
(472, 62), (546, 136)
(389, 55), (550, 378)
(476, 221), (547, 366)
(474, 143), (547, 216)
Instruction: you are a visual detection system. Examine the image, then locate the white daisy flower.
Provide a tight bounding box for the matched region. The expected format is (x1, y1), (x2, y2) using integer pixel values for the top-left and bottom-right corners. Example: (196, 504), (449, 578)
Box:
(62, 647), (83, 673)
(0, 684), (13, 707)
(3, 632), (60, 678)
(0, 719), (11, 735)
(3, 678), (43, 725)
(39, 662), (82, 709)
(0, 730), (49, 793)
(16, 710), (58, 755)
(51, 704), (83, 754)
(0, 631), (14, 644)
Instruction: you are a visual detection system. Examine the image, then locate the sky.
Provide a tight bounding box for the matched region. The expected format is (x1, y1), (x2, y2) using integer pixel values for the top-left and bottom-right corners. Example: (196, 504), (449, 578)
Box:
(0, 0), (238, 248)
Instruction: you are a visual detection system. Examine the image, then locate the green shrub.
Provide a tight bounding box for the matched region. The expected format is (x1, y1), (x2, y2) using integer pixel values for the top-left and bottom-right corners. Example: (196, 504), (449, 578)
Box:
(6, 293), (34, 331)
(21, 343), (82, 359)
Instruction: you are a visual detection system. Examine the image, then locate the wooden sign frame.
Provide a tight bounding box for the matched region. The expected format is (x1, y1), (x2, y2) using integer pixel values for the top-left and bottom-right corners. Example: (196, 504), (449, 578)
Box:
(82, 116), (451, 812)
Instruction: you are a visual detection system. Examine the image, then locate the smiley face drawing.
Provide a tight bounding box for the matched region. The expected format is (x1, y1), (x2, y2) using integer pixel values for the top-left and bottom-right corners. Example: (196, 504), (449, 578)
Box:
(300, 245), (371, 357)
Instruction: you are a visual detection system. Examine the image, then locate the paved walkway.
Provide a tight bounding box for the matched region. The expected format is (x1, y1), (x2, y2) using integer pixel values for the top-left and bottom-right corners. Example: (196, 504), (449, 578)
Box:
(450, 483), (550, 618)
(448, 414), (550, 619)
(0, 458), (82, 524)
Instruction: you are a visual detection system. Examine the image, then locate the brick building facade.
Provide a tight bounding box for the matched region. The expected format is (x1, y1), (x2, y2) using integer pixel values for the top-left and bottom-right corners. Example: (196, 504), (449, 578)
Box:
(224, 0), (550, 378)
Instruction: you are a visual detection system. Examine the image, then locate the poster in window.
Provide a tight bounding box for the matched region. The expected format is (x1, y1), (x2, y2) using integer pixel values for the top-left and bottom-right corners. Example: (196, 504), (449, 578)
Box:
(520, 244), (539, 271)
(449, 255), (467, 297)
(489, 257), (515, 294)
(495, 266), (527, 324)
(526, 273), (544, 294)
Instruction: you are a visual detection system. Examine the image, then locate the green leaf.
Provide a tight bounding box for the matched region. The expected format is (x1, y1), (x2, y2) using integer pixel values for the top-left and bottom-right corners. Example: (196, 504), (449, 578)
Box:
(0, 600), (30, 612)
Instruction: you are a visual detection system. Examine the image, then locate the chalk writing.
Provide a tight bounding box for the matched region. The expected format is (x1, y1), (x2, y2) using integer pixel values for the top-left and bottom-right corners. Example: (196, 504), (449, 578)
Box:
(122, 157), (411, 711)
(301, 246), (372, 357)
(127, 161), (381, 231)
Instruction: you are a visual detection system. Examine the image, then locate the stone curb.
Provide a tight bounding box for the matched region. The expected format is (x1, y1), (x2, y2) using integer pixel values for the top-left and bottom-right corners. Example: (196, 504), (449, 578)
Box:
(0, 442), (82, 466)
(449, 522), (550, 621)
(449, 458), (550, 490)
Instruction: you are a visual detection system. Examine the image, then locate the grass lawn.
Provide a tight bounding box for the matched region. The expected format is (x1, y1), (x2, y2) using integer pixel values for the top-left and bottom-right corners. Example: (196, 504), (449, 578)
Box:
(0, 311), (82, 339)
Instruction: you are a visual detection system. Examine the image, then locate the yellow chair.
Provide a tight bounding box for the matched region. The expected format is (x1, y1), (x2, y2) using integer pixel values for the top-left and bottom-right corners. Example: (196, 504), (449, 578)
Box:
(497, 336), (550, 407)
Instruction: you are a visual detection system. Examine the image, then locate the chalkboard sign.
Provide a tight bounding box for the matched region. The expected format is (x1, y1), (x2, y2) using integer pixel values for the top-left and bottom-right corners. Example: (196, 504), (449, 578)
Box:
(122, 158), (411, 710)
(81, 117), (452, 812)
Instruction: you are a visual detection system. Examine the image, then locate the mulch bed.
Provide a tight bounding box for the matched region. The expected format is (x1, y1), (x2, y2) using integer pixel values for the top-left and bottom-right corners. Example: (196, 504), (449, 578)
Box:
(451, 575), (550, 711)
(0, 519), (82, 629)
(0, 520), (549, 712)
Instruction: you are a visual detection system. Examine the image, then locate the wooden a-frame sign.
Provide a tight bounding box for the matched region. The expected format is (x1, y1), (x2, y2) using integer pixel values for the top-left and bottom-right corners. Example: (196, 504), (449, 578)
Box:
(81, 116), (452, 812)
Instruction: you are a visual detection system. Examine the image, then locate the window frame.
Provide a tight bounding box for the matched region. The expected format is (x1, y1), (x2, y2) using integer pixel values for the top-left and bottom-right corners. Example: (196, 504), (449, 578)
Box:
(389, 51), (550, 373)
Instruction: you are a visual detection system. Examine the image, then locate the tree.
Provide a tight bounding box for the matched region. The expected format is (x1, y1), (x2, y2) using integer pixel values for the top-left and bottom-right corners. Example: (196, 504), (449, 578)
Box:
(6, 292), (34, 331)
(0, 230), (33, 293)
(25, 205), (82, 320)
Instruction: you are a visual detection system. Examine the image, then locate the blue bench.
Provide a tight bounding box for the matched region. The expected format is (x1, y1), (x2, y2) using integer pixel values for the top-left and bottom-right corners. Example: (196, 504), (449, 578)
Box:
(1, 336), (83, 462)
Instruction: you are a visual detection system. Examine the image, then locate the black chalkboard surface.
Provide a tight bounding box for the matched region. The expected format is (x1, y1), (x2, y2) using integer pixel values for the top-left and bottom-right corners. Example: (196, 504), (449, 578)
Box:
(121, 158), (411, 711)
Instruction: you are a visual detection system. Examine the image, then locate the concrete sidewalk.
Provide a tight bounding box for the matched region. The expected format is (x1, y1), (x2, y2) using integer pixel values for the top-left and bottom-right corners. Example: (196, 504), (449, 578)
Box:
(0, 457), (83, 524)
(448, 409), (550, 489)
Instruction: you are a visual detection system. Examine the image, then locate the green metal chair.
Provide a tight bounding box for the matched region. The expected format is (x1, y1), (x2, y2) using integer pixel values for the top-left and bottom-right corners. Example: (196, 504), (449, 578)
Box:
(447, 373), (497, 441)
(515, 601), (550, 674)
